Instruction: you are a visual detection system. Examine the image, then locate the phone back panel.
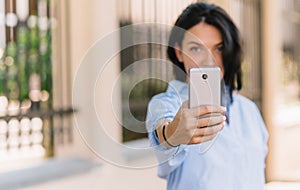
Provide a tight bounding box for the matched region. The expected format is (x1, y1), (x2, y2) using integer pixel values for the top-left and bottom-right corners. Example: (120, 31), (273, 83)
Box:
(189, 67), (221, 108)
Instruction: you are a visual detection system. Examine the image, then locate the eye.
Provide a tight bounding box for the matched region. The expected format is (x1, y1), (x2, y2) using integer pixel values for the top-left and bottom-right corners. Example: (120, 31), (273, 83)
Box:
(190, 47), (201, 52)
(216, 45), (224, 53)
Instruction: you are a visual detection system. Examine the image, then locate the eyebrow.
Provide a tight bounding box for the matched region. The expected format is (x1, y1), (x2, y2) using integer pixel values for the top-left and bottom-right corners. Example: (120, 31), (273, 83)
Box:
(186, 41), (223, 46)
(216, 42), (223, 46)
(186, 41), (204, 46)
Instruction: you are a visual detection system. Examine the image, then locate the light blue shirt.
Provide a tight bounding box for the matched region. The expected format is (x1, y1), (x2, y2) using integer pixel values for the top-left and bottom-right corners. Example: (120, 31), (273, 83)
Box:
(146, 80), (268, 190)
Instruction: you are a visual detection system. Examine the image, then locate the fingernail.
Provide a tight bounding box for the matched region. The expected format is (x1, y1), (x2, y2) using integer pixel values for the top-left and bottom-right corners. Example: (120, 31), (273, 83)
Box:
(223, 116), (227, 121)
(222, 107), (227, 112)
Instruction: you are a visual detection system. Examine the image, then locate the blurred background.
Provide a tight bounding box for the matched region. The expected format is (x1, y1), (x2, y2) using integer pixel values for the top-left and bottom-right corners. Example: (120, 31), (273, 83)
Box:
(0, 0), (300, 189)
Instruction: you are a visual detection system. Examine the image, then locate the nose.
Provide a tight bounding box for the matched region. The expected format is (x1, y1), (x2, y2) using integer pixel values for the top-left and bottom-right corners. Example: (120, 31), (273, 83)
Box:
(194, 48), (218, 67)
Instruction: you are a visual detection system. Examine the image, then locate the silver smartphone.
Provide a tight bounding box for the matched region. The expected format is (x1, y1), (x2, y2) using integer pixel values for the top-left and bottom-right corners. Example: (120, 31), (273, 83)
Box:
(189, 67), (221, 109)
(189, 67), (222, 153)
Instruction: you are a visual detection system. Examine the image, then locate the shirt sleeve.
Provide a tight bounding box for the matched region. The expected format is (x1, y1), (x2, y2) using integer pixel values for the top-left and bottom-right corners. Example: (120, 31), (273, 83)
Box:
(146, 93), (188, 179)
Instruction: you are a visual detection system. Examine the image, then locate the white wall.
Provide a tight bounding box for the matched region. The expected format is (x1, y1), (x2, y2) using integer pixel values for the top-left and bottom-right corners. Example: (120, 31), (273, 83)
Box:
(65, 0), (122, 159)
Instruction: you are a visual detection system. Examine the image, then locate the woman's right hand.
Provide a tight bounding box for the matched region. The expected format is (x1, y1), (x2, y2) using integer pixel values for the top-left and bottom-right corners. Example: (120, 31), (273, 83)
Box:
(165, 101), (227, 146)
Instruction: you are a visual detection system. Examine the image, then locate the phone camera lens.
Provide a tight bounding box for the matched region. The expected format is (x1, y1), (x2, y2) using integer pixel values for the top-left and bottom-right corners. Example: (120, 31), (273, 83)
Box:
(202, 74), (208, 80)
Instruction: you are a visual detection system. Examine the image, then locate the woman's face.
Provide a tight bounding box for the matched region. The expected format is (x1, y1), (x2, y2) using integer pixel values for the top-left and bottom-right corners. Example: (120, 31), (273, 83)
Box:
(175, 22), (224, 77)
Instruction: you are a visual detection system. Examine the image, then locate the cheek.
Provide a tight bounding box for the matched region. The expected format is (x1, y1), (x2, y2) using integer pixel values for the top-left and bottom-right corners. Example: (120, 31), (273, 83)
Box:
(213, 54), (224, 77)
(218, 59), (224, 77)
(182, 56), (198, 73)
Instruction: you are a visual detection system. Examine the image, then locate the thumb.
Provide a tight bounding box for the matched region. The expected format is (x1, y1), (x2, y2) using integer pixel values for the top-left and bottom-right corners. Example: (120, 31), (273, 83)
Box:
(181, 101), (189, 109)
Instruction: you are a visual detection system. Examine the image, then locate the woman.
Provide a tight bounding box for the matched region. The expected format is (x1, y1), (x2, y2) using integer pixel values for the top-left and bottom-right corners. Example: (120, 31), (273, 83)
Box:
(146, 2), (268, 190)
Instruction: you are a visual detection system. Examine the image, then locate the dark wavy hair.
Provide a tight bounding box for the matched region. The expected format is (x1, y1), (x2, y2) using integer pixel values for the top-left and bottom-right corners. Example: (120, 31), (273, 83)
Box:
(167, 2), (243, 99)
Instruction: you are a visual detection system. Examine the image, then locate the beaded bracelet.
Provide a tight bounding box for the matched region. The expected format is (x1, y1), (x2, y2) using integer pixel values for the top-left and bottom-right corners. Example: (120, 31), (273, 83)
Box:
(162, 122), (178, 147)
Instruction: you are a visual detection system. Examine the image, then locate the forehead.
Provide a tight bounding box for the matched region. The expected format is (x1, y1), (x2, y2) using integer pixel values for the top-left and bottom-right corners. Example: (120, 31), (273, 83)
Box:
(183, 22), (222, 46)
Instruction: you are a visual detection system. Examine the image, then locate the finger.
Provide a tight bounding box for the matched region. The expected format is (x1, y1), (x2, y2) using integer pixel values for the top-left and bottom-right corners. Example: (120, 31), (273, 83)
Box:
(176, 101), (189, 116)
(189, 105), (226, 117)
(189, 133), (218, 144)
(193, 123), (224, 137)
(181, 101), (189, 109)
(196, 115), (226, 128)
